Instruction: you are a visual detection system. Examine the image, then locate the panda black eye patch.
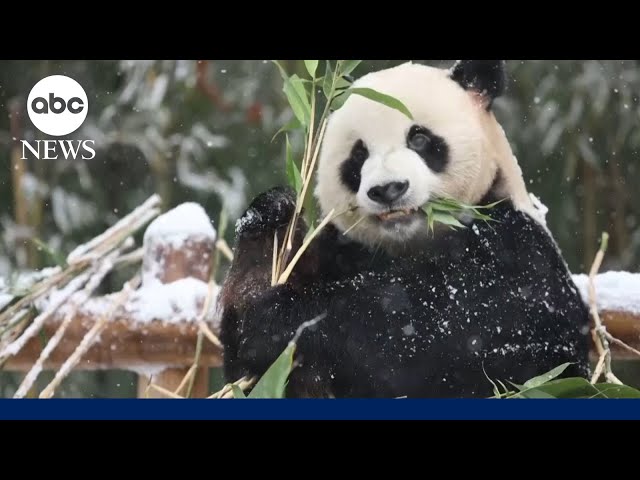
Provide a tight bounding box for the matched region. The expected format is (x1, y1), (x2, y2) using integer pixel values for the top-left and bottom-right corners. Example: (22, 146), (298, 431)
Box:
(340, 139), (369, 193)
(406, 125), (449, 173)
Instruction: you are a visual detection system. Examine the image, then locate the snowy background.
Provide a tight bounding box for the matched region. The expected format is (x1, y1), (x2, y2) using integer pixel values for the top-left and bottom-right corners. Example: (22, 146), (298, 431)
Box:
(1, 60), (639, 396)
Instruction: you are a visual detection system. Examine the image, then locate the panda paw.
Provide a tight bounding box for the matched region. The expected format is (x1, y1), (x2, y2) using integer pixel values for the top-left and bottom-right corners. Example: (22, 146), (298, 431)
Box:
(235, 186), (297, 238)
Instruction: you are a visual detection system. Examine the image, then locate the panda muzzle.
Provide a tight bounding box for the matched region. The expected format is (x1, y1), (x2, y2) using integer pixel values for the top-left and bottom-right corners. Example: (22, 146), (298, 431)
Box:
(377, 208), (418, 221)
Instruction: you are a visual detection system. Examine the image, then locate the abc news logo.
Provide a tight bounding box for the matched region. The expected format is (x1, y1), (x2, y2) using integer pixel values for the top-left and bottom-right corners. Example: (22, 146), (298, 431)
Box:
(31, 93), (85, 115)
(21, 75), (95, 160)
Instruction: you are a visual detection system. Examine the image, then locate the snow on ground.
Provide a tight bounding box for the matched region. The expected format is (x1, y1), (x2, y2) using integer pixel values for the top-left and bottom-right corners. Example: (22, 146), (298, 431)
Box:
(572, 271), (640, 315)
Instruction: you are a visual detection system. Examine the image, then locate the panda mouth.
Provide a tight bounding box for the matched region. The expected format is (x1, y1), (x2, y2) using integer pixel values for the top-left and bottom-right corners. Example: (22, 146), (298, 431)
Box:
(376, 208), (419, 222)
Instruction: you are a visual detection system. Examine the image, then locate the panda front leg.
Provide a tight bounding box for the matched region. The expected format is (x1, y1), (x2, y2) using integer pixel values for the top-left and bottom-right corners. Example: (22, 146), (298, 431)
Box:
(218, 187), (331, 396)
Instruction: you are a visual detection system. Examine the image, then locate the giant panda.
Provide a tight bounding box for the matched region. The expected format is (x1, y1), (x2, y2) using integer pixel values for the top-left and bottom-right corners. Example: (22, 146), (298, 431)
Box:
(218, 60), (592, 398)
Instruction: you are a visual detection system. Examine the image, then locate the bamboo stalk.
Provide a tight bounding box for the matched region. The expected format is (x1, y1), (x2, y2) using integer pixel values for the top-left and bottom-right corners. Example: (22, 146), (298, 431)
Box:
(66, 194), (161, 264)
(199, 321), (223, 349)
(208, 375), (256, 399)
(173, 364), (197, 396)
(277, 207), (336, 285)
(606, 333), (640, 358)
(0, 266), (66, 326)
(39, 275), (141, 398)
(215, 239), (234, 262)
(149, 275), (220, 398)
(588, 233), (622, 385)
(13, 248), (124, 398)
(185, 332), (204, 398)
(0, 270), (93, 361)
(148, 383), (184, 399)
(271, 62), (342, 284)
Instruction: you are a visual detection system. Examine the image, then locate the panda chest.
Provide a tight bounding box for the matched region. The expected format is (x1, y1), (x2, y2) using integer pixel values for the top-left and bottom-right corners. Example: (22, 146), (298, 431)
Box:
(325, 268), (469, 365)
(334, 263), (468, 332)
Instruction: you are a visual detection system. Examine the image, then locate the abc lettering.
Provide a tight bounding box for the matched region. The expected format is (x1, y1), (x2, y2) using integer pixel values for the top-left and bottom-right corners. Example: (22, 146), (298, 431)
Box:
(31, 93), (84, 114)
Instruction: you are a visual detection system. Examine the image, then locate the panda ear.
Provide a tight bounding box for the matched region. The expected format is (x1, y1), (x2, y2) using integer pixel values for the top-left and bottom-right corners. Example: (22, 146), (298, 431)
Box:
(449, 60), (506, 109)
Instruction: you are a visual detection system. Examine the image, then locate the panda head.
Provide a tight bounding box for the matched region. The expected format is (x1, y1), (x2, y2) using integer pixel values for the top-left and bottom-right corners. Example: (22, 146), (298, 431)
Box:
(315, 60), (541, 251)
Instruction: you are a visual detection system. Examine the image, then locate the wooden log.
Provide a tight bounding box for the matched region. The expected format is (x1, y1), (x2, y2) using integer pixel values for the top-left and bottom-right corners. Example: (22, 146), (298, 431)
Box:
(4, 314), (222, 371)
(599, 310), (640, 360)
(144, 236), (215, 285)
(133, 203), (217, 397)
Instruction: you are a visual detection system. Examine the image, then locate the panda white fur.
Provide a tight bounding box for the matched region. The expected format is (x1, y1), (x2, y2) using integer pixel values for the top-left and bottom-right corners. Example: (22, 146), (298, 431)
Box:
(219, 60), (592, 398)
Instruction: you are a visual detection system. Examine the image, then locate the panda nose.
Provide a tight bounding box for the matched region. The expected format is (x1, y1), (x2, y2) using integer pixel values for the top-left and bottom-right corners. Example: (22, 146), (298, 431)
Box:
(367, 181), (409, 205)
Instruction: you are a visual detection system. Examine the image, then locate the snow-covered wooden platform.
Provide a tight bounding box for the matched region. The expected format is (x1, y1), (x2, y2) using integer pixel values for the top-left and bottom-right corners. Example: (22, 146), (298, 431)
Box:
(1, 198), (224, 397)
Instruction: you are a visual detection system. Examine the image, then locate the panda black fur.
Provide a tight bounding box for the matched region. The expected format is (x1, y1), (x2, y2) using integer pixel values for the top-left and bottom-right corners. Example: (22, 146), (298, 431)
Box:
(219, 60), (592, 398)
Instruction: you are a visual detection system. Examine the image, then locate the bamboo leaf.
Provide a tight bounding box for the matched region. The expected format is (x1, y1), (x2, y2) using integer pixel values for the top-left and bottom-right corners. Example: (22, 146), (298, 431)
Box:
(323, 61), (334, 99)
(430, 202), (463, 213)
(474, 198), (506, 209)
(303, 185), (318, 233)
(330, 90), (351, 111)
(496, 379), (510, 396)
(247, 343), (296, 398)
(430, 211), (465, 230)
(339, 60), (362, 76)
(482, 365), (502, 398)
(283, 75), (311, 127)
(421, 196), (503, 233)
(515, 389), (557, 399)
(271, 60), (289, 81)
(523, 362), (573, 389)
(304, 60), (319, 78)
(285, 135), (303, 194)
(589, 382), (640, 398)
(509, 377), (640, 399)
(349, 87), (413, 119)
(335, 76), (352, 91)
(271, 117), (302, 143)
(508, 380), (526, 391)
(231, 385), (247, 399)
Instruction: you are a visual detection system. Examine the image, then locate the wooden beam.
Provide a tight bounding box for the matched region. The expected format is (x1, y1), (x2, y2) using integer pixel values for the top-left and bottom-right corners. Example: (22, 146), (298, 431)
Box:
(4, 314), (223, 371)
(599, 310), (640, 360)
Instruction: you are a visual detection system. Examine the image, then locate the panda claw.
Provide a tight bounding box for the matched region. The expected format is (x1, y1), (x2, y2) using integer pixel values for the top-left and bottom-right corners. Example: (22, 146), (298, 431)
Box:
(235, 186), (297, 238)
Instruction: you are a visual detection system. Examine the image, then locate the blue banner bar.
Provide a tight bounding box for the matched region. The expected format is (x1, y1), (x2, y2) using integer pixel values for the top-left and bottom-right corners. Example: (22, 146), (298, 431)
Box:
(1, 399), (639, 420)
